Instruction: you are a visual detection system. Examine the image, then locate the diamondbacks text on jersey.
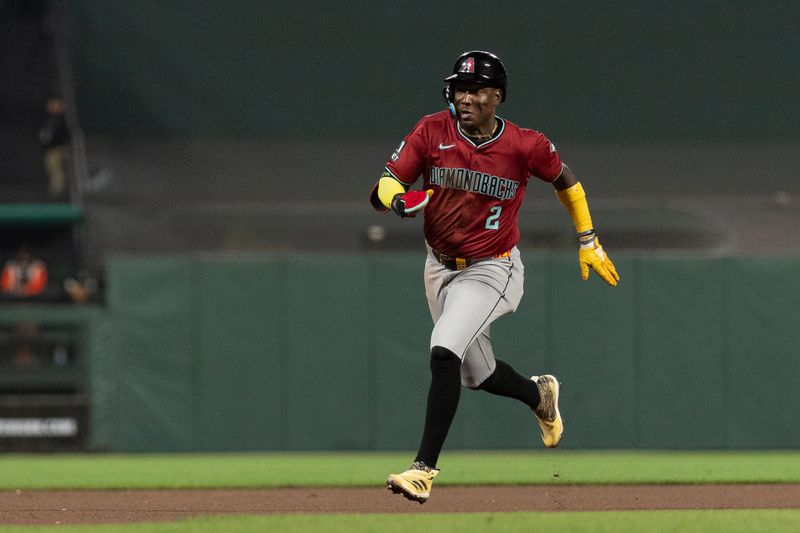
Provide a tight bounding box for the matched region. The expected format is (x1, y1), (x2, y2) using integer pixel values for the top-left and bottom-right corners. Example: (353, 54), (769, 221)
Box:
(385, 110), (562, 258)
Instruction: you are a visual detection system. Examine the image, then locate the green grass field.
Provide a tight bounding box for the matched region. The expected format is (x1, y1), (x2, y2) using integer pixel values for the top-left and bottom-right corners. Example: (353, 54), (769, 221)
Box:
(2, 511), (800, 533)
(1, 451), (799, 532)
(2, 450), (800, 489)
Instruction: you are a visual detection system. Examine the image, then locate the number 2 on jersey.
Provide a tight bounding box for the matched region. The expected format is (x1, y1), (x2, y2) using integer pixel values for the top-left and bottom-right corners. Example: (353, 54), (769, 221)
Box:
(485, 206), (502, 230)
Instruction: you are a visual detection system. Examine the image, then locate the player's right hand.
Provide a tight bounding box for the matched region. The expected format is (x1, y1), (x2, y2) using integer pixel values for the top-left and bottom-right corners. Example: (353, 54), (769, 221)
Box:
(578, 236), (619, 286)
(391, 189), (434, 218)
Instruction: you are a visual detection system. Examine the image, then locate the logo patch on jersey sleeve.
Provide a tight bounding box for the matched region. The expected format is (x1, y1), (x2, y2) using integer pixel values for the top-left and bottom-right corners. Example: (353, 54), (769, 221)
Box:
(459, 57), (475, 74)
(549, 142), (557, 153)
(390, 140), (406, 162)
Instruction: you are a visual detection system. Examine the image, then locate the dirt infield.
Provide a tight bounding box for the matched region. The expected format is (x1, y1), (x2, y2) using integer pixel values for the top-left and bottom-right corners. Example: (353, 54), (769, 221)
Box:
(1, 485), (799, 525)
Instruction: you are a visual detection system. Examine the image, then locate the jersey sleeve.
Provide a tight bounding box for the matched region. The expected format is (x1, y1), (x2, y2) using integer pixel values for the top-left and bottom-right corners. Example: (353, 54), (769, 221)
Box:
(527, 132), (563, 183)
(385, 118), (429, 186)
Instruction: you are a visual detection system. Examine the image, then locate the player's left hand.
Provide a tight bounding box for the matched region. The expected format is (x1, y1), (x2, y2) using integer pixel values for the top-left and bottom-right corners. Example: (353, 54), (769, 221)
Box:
(578, 235), (619, 286)
(391, 189), (434, 218)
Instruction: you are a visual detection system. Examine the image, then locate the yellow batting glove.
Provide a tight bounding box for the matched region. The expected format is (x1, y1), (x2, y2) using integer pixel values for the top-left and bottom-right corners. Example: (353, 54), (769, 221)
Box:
(578, 233), (619, 286)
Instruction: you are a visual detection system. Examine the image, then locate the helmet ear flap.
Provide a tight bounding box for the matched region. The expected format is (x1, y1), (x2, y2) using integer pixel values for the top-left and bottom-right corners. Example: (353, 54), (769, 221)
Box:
(442, 84), (456, 118)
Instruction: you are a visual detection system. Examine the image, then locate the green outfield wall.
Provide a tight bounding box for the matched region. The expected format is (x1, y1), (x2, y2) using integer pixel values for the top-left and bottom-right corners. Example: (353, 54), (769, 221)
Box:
(82, 252), (800, 452)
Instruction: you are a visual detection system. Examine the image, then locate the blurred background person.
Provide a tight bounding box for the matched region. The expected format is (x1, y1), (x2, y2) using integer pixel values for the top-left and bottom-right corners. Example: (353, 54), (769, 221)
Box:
(1, 245), (48, 298)
(11, 321), (44, 368)
(38, 95), (70, 201)
(63, 269), (99, 303)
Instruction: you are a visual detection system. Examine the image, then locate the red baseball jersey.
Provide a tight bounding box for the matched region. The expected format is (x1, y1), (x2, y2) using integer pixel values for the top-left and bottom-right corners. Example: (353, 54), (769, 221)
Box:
(385, 110), (563, 257)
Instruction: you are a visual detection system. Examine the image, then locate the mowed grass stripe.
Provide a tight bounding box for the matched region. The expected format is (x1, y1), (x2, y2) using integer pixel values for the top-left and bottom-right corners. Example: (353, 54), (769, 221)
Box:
(2, 510), (800, 533)
(0, 451), (799, 489)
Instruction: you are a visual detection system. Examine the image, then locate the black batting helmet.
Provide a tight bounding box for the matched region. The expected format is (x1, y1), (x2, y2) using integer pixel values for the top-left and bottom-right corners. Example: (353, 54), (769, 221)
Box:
(444, 50), (508, 102)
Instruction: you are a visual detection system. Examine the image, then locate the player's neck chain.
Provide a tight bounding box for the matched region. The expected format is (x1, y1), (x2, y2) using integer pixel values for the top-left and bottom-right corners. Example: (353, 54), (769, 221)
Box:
(459, 119), (499, 145)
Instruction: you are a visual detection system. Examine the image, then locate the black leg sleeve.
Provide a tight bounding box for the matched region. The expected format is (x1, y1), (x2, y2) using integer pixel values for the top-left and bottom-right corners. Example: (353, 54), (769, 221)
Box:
(476, 359), (540, 409)
(415, 346), (461, 469)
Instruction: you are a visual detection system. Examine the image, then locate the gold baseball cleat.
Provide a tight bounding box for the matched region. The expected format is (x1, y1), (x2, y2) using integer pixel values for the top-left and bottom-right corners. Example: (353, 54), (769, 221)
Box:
(532, 374), (563, 448)
(386, 461), (439, 504)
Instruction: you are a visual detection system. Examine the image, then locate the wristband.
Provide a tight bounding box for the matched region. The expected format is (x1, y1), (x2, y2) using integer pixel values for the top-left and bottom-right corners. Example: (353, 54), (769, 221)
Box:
(578, 230), (597, 246)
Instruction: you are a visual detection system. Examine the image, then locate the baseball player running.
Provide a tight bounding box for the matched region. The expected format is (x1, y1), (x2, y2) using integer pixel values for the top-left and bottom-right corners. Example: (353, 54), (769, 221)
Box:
(370, 50), (619, 504)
